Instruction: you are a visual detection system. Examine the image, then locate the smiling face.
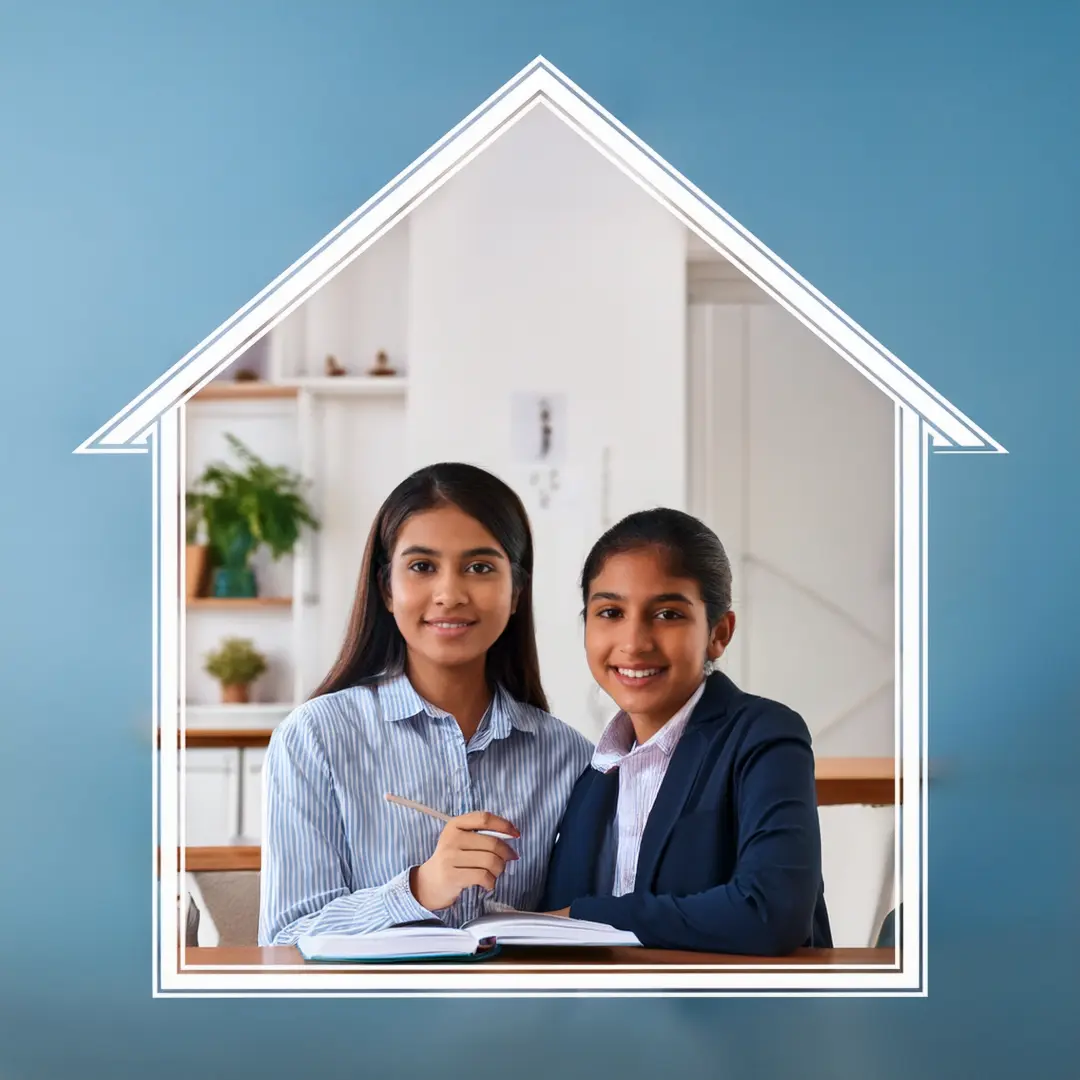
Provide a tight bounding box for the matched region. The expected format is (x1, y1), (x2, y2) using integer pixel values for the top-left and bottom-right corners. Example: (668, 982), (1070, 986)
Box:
(584, 546), (735, 738)
(384, 503), (517, 681)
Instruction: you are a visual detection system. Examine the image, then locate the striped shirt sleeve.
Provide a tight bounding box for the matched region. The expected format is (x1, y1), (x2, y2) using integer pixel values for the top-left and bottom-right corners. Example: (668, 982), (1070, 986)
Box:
(257, 708), (438, 945)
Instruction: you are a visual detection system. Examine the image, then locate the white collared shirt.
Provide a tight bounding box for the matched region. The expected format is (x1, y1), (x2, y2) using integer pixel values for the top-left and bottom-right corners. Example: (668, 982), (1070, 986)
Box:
(590, 679), (707, 896)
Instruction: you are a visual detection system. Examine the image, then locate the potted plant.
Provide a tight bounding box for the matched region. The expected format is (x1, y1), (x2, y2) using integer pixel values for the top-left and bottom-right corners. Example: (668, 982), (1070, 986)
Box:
(185, 433), (320, 598)
(185, 511), (210, 599)
(204, 637), (268, 704)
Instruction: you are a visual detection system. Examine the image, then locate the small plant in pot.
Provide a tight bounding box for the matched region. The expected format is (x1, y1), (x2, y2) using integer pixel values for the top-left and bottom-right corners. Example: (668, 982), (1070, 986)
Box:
(185, 514), (210, 598)
(204, 637), (268, 704)
(186, 433), (320, 598)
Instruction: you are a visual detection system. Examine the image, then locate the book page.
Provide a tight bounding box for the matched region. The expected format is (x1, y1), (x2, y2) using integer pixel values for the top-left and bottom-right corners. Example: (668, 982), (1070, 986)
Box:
(297, 925), (478, 960)
(465, 912), (641, 946)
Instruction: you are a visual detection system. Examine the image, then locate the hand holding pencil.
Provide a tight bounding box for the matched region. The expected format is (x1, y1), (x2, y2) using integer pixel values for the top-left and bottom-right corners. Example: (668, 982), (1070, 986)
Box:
(385, 794), (520, 913)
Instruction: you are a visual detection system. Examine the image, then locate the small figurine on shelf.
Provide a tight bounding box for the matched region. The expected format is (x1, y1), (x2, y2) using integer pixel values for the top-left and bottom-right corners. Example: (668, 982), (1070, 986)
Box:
(325, 354), (347, 377)
(233, 368), (260, 382)
(368, 349), (397, 377)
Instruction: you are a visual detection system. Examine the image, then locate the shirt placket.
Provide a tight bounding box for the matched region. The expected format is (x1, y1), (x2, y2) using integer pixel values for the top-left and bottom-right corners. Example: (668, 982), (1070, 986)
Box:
(472, 736), (520, 912)
(618, 749), (648, 895)
(434, 714), (472, 925)
(450, 717), (499, 924)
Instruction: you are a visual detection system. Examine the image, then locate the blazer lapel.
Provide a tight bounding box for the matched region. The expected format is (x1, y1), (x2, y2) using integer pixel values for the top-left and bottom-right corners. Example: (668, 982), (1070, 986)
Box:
(567, 768), (619, 894)
(633, 673), (733, 891)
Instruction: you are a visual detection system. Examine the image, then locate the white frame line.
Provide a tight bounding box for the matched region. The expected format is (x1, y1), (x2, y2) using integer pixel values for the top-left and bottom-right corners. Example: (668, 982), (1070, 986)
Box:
(76, 58), (1003, 456)
(158, 410), (181, 989)
(67, 53), (967, 996)
(154, 403), (929, 997)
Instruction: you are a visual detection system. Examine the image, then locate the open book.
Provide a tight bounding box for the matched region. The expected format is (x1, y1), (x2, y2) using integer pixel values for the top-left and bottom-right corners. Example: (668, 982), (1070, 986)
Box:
(296, 911), (642, 962)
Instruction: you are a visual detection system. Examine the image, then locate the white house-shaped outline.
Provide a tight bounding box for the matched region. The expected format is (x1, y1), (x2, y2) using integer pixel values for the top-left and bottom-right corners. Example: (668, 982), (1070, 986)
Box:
(77, 56), (1004, 998)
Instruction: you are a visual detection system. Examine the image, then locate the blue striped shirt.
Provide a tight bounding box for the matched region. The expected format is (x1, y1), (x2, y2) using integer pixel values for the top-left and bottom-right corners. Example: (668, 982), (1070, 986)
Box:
(258, 672), (593, 945)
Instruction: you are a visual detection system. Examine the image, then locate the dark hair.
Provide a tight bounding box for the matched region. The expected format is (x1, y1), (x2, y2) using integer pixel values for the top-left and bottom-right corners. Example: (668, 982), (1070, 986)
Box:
(311, 462), (548, 711)
(580, 508), (733, 627)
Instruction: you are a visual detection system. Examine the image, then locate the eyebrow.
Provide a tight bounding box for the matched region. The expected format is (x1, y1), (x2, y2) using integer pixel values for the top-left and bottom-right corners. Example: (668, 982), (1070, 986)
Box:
(588, 591), (695, 605)
(399, 545), (506, 560)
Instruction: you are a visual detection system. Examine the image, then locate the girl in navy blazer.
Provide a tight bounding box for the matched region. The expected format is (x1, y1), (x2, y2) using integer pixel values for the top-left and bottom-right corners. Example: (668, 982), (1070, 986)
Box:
(541, 508), (832, 955)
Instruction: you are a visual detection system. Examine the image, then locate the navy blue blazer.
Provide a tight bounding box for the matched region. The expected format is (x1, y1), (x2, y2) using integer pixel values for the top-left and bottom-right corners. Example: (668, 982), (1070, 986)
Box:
(542, 672), (832, 955)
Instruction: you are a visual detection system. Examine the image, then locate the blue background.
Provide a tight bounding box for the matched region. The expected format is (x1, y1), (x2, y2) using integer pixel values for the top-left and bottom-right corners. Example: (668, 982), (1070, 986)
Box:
(2, 1), (1076, 1076)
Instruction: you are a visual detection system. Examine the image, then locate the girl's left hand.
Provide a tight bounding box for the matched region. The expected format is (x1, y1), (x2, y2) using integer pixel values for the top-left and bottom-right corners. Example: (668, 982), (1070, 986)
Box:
(544, 907), (571, 917)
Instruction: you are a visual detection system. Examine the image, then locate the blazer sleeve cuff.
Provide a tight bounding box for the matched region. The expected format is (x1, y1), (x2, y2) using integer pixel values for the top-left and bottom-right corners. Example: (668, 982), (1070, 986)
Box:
(567, 895), (629, 929)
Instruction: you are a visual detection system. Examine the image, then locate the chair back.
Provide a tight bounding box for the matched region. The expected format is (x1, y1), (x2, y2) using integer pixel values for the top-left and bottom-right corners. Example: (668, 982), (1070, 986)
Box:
(875, 905), (899, 948)
(191, 871), (261, 946)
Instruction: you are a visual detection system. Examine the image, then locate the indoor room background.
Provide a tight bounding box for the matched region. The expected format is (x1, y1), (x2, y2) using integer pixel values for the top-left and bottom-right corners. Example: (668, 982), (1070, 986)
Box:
(181, 105), (896, 948)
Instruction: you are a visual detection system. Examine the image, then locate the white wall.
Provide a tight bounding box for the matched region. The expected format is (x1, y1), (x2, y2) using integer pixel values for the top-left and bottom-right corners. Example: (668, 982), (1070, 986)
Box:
(268, 221), (410, 380)
(184, 397), (299, 705)
(687, 299), (894, 753)
(687, 295), (896, 944)
(183, 109), (902, 945)
(302, 393), (409, 692)
(405, 104), (688, 731)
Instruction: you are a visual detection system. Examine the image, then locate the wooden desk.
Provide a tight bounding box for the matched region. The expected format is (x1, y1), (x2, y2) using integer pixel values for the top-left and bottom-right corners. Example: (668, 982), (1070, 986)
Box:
(814, 756), (898, 806)
(185, 945), (894, 968)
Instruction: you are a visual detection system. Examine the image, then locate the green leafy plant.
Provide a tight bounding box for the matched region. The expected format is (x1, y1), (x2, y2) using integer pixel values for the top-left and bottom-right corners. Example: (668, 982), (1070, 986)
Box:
(204, 637), (268, 687)
(185, 433), (320, 571)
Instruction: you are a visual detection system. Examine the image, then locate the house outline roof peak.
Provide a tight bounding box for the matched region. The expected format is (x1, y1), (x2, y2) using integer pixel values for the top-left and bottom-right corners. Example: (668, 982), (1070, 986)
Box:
(76, 54), (1005, 456)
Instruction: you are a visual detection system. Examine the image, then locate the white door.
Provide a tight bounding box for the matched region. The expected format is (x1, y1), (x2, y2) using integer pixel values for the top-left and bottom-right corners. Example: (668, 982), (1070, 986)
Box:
(687, 298), (894, 748)
(239, 748), (267, 844)
(183, 749), (240, 847)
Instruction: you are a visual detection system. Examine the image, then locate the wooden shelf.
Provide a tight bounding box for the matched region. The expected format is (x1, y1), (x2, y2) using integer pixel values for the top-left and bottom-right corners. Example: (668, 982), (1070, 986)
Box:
(189, 377), (407, 402)
(162, 846), (262, 874)
(175, 728), (278, 749)
(191, 382), (299, 401)
(185, 703), (294, 728)
(186, 596), (292, 610)
(185, 703), (294, 714)
(160, 728), (277, 749)
(815, 757), (898, 807)
(285, 376), (408, 396)
(815, 757), (894, 780)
